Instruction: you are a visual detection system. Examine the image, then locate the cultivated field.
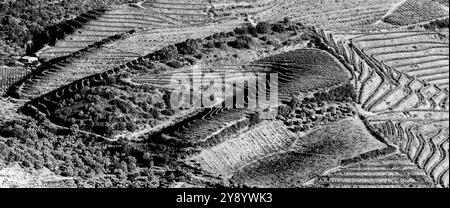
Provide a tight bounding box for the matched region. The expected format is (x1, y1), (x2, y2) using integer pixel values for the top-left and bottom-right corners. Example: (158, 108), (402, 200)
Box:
(250, 49), (351, 96)
(313, 153), (436, 188)
(257, 0), (402, 30)
(0, 66), (31, 95)
(352, 31), (449, 89)
(232, 118), (389, 187)
(310, 26), (449, 187)
(382, 0), (449, 26)
(37, 3), (209, 60)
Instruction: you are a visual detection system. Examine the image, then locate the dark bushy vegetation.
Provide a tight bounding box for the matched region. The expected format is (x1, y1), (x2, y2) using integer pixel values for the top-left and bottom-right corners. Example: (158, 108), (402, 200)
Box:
(228, 35), (253, 49)
(423, 18), (449, 30)
(247, 26), (258, 37)
(165, 60), (185, 68)
(256, 22), (271, 34)
(0, 119), (191, 188)
(154, 45), (179, 61)
(307, 83), (357, 104)
(271, 23), (286, 33)
(233, 27), (248, 35)
(52, 82), (170, 137)
(175, 39), (202, 56)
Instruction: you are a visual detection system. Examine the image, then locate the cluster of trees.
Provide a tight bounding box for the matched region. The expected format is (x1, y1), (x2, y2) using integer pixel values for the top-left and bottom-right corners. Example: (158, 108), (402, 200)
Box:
(130, 19), (307, 73)
(226, 19), (304, 49)
(227, 35), (253, 49)
(0, 118), (188, 188)
(282, 103), (356, 133)
(51, 82), (169, 137)
(280, 83), (357, 132)
(304, 83), (357, 104)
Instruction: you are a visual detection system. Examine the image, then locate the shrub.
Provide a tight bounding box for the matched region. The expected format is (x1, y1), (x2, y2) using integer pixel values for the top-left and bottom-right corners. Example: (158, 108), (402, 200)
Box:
(423, 18), (449, 30)
(227, 35), (253, 49)
(226, 31), (236, 37)
(204, 41), (215, 48)
(271, 23), (285, 33)
(247, 26), (257, 36)
(165, 60), (184, 68)
(214, 41), (227, 49)
(154, 45), (178, 61)
(277, 105), (291, 117)
(175, 39), (201, 55)
(233, 27), (248, 35)
(256, 22), (271, 34)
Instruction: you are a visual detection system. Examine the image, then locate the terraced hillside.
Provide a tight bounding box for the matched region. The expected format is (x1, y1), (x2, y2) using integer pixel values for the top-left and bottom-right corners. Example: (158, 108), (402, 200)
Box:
(192, 120), (297, 177)
(382, 0), (449, 26)
(7, 31), (138, 100)
(231, 118), (390, 187)
(369, 120), (449, 187)
(142, 0), (211, 23)
(256, 0), (402, 30)
(312, 153), (437, 188)
(6, 18), (245, 101)
(0, 66), (31, 95)
(352, 31), (450, 89)
(36, 3), (210, 60)
(211, 0), (403, 30)
(300, 27), (449, 187)
(27, 8), (111, 57)
(250, 49), (351, 97)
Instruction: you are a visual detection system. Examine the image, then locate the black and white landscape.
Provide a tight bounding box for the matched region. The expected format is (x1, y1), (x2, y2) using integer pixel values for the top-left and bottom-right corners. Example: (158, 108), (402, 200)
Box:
(0, 0), (448, 188)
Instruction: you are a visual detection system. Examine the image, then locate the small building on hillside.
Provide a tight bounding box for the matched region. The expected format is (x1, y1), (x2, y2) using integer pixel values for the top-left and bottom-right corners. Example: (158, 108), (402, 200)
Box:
(19, 56), (39, 65)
